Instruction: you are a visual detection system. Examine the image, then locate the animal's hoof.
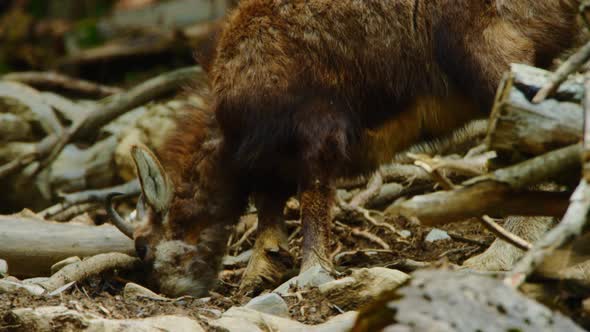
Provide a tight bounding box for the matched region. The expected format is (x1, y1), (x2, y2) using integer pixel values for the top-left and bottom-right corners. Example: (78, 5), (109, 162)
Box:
(239, 245), (293, 296)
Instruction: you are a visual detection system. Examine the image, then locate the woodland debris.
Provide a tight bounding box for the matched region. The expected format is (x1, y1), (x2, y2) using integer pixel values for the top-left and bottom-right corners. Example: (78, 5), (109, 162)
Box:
(40, 179), (140, 219)
(352, 269), (584, 332)
(2, 306), (205, 332)
(0, 216), (134, 277)
(2, 71), (122, 97)
(210, 307), (357, 332)
(386, 143), (579, 226)
(479, 215), (532, 251)
(50, 256), (81, 275)
(463, 217), (555, 272)
(244, 293), (290, 317)
(533, 40), (590, 103)
(487, 64), (583, 163)
(504, 75), (590, 288)
(318, 267), (410, 310)
(35, 66), (204, 177)
(37, 253), (139, 292)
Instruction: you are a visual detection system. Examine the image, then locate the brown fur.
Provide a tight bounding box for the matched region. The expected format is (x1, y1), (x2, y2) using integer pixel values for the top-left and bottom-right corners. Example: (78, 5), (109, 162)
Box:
(134, 0), (581, 296)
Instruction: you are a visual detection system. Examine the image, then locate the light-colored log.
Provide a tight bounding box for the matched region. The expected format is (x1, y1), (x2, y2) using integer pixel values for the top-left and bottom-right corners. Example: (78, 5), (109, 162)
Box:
(0, 215), (134, 277)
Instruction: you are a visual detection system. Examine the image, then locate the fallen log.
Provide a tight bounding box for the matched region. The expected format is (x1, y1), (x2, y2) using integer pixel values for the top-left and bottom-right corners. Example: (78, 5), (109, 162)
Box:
(486, 64), (583, 163)
(386, 144), (580, 226)
(0, 215), (134, 277)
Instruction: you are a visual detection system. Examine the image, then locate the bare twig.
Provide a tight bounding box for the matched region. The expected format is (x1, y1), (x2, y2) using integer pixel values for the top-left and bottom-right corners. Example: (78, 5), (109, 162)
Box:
(409, 153), (457, 190)
(230, 220), (258, 251)
(479, 215), (532, 251)
(2, 71), (122, 97)
(349, 172), (383, 207)
(351, 228), (390, 249)
(533, 39), (590, 103)
(39, 180), (141, 218)
(0, 135), (58, 179)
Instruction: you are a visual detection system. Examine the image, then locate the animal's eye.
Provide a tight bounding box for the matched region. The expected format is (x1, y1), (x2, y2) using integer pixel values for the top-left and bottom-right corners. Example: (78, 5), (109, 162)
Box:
(135, 236), (149, 260)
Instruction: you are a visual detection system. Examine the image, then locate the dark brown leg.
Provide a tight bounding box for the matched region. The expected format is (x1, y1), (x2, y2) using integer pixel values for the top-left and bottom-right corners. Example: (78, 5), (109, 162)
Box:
(299, 178), (335, 273)
(239, 193), (292, 295)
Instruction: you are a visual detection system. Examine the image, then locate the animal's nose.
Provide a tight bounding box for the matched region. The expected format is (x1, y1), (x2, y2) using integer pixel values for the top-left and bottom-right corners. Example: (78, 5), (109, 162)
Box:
(135, 237), (149, 260)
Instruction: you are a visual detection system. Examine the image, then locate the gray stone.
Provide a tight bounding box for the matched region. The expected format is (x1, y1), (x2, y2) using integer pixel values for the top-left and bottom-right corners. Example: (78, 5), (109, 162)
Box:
(50, 256), (81, 275)
(273, 264), (334, 295)
(399, 230), (412, 238)
(244, 293), (289, 317)
(425, 228), (451, 242)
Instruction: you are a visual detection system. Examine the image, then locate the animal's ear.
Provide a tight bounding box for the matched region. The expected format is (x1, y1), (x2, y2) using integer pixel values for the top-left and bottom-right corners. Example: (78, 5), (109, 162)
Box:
(131, 145), (174, 214)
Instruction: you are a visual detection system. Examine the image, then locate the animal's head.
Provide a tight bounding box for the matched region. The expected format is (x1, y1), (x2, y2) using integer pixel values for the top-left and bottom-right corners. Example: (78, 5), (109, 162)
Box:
(107, 145), (233, 297)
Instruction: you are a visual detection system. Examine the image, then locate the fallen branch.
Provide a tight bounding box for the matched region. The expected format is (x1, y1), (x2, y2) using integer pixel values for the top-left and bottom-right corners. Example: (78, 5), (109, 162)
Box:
(533, 40), (590, 103)
(386, 144), (580, 225)
(38, 253), (139, 292)
(350, 228), (390, 250)
(0, 215), (134, 277)
(40, 179), (140, 219)
(2, 71), (122, 97)
(34, 66), (204, 176)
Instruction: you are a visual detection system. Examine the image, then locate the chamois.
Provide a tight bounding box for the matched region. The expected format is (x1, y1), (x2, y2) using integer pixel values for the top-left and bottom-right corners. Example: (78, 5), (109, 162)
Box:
(108, 0), (582, 296)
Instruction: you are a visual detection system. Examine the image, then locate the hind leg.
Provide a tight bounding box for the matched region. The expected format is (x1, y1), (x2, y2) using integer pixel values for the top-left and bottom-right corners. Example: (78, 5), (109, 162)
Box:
(239, 193), (293, 295)
(463, 216), (555, 271)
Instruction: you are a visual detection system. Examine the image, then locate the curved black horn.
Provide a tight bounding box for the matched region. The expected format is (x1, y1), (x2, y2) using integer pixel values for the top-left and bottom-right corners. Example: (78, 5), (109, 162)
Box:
(106, 193), (135, 239)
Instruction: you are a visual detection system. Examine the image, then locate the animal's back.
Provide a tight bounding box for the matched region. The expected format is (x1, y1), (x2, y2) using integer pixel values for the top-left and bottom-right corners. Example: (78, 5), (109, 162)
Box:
(209, 0), (580, 177)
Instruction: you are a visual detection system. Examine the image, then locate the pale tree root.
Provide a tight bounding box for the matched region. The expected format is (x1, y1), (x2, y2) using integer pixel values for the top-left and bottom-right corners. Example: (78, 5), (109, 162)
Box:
(38, 253), (140, 292)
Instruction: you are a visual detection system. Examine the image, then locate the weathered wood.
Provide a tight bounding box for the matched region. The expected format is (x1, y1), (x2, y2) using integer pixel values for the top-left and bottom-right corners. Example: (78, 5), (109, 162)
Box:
(0, 216), (134, 277)
(486, 64), (584, 162)
(386, 144), (580, 226)
(505, 75), (590, 288)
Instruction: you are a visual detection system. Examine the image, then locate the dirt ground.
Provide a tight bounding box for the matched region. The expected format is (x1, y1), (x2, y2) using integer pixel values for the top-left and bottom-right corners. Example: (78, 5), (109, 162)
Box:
(0, 216), (495, 329)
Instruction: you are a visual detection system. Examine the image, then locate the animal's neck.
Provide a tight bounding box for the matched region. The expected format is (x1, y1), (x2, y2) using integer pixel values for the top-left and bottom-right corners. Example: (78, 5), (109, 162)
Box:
(190, 138), (247, 222)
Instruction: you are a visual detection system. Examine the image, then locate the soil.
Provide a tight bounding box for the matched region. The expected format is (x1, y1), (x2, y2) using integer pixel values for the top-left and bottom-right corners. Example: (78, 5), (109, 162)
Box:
(0, 214), (496, 331)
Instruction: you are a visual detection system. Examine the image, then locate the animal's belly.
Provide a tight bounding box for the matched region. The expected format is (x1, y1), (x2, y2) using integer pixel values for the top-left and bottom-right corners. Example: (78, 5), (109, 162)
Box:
(355, 91), (482, 170)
